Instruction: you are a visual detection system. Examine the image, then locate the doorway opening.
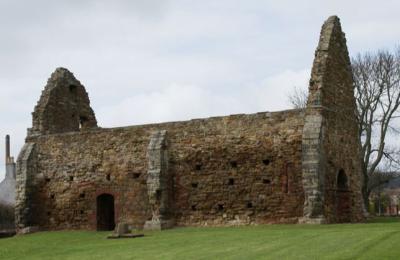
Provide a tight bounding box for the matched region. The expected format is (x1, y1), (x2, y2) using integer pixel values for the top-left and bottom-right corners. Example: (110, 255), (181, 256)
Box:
(96, 193), (115, 231)
(337, 169), (348, 190)
(336, 169), (351, 222)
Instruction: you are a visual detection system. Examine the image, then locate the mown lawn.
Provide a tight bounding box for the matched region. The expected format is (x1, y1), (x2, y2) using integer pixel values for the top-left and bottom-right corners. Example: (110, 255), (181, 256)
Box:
(0, 218), (399, 260)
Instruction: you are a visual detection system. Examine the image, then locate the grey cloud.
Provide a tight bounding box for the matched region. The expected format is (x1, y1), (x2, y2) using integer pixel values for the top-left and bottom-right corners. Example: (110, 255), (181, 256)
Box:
(1, 1), (400, 179)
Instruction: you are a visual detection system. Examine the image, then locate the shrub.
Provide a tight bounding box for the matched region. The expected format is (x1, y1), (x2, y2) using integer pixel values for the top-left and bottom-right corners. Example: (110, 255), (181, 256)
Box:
(0, 203), (15, 230)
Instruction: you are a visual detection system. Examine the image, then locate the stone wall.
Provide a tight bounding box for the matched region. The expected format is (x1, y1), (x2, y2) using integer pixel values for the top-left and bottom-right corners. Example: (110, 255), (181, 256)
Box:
(28, 68), (97, 137)
(301, 16), (364, 223)
(15, 143), (37, 230)
(15, 15), (365, 232)
(18, 109), (304, 231)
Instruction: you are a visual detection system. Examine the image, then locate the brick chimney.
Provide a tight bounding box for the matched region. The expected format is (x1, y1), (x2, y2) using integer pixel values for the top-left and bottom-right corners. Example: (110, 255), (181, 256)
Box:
(5, 135), (16, 179)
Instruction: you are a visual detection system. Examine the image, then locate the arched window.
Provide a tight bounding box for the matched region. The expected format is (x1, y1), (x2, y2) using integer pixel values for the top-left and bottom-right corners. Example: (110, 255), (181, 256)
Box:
(337, 169), (348, 190)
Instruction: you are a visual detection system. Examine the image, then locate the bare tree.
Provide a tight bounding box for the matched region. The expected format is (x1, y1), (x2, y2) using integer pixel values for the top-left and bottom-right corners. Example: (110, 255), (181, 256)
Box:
(368, 170), (399, 215)
(287, 86), (307, 109)
(352, 47), (400, 208)
(368, 170), (398, 195)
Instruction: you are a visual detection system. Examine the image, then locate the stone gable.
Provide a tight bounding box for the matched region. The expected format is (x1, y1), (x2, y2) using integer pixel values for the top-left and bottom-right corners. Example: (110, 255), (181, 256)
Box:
(15, 16), (364, 233)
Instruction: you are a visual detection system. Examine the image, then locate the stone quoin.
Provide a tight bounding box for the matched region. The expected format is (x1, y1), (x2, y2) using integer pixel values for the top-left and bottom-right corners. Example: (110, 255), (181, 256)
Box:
(15, 16), (364, 233)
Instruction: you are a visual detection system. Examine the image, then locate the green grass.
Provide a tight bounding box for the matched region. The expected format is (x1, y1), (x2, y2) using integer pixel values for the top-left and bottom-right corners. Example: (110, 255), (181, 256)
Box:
(1, 218), (399, 260)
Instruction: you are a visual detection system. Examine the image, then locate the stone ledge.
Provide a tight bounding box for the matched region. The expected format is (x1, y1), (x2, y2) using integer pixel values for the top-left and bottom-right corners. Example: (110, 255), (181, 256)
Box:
(144, 219), (175, 230)
(298, 217), (326, 224)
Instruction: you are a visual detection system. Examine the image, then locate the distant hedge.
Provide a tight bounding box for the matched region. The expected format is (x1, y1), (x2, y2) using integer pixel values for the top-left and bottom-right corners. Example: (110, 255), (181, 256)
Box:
(0, 203), (14, 230)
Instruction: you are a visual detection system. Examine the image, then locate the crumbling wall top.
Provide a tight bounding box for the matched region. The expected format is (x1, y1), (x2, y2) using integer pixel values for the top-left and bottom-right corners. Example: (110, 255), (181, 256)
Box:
(29, 68), (97, 136)
(307, 15), (353, 109)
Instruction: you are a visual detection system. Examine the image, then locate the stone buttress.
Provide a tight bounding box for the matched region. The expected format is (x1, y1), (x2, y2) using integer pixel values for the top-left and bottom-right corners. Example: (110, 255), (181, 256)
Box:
(144, 130), (174, 230)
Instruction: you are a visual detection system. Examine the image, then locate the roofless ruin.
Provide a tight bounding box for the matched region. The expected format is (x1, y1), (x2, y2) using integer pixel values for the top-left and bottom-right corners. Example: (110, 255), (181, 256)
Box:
(15, 16), (364, 233)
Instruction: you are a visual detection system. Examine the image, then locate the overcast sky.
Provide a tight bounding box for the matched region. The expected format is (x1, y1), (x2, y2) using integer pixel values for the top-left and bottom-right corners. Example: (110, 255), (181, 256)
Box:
(1, 0), (400, 180)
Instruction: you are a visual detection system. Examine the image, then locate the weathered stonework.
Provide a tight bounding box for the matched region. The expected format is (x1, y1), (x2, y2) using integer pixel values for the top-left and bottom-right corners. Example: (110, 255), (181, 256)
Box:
(15, 16), (364, 233)
(15, 143), (36, 230)
(28, 68), (97, 137)
(300, 16), (364, 223)
(144, 130), (174, 230)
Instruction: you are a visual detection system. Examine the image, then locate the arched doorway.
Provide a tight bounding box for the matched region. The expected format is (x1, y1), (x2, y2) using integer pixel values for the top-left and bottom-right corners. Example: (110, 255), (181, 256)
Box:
(96, 194), (115, 231)
(336, 169), (351, 222)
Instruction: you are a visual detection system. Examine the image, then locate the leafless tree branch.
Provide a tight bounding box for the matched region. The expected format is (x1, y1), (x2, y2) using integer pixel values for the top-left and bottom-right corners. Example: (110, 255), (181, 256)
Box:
(288, 47), (400, 209)
(353, 47), (400, 208)
(287, 86), (307, 109)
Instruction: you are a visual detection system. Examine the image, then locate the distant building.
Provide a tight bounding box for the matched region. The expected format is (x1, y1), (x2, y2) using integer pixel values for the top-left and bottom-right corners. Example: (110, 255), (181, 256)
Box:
(371, 177), (400, 216)
(0, 135), (16, 206)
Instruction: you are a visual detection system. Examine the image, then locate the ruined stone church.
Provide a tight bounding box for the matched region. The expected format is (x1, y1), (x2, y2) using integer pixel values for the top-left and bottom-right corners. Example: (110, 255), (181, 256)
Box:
(15, 16), (364, 233)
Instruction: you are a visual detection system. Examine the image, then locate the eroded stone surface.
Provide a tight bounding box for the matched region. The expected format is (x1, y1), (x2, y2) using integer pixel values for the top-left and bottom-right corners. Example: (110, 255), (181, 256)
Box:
(28, 68), (97, 137)
(15, 16), (364, 233)
(15, 143), (36, 231)
(301, 16), (364, 223)
(144, 130), (174, 230)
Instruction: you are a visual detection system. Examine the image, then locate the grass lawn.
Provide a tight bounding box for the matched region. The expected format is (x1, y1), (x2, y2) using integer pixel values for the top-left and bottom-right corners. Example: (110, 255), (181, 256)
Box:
(0, 218), (399, 260)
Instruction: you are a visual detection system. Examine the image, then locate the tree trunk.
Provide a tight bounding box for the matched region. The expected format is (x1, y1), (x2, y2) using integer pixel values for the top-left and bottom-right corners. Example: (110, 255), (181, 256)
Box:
(361, 168), (370, 212)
